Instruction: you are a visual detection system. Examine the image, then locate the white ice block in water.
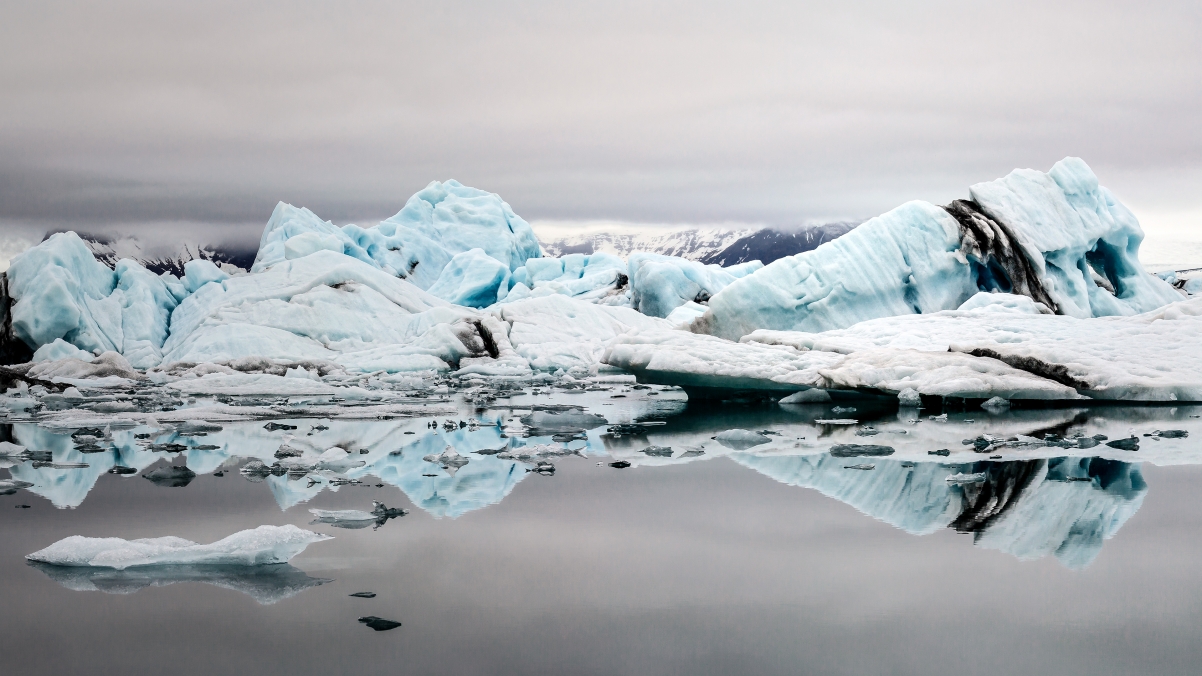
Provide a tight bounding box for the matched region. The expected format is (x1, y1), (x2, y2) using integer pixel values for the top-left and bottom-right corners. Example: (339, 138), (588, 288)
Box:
(26, 525), (331, 570)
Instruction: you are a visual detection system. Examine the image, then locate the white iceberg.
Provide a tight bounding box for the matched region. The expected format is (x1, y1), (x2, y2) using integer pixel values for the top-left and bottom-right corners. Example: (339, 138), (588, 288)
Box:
(26, 525), (331, 569)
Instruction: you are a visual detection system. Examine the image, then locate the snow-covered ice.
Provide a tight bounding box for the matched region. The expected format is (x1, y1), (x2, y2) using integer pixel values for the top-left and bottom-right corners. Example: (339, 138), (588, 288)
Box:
(27, 525), (331, 569)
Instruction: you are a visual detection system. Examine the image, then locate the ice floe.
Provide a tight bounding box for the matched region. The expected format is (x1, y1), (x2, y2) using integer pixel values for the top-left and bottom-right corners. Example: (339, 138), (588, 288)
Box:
(27, 524), (331, 569)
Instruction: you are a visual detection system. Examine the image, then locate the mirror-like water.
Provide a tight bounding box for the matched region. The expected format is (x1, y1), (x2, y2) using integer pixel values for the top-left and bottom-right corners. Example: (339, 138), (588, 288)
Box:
(4, 391), (1202, 675)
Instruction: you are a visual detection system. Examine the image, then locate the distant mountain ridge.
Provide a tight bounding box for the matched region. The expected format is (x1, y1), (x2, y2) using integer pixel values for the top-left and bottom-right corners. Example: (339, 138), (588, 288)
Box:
(538, 222), (860, 266)
(48, 231), (257, 277)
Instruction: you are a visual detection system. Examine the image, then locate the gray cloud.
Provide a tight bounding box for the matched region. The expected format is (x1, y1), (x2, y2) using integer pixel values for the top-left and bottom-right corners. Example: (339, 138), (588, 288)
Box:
(1, 0), (1199, 242)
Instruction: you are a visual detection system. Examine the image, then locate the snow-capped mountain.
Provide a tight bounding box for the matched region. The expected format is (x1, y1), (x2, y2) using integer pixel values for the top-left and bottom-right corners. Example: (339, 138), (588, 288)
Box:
(54, 231), (257, 276)
(698, 222), (859, 266)
(537, 223), (859, 266)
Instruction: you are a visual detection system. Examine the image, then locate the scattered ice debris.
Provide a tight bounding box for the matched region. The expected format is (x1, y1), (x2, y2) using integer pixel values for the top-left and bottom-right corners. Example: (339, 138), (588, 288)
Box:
(946, 472), (988, 484)
(26, 525), (331, 569)
(779, 389), (832, 404)
(844, 464), (875, 470)
(897, 388), (921, 407)
(981, 396), (1011, 412)
(829, 444), (895, 458)
(715, 429), (772, 450)
(141, 465), (196, 487)
(358, 616), (402, 631)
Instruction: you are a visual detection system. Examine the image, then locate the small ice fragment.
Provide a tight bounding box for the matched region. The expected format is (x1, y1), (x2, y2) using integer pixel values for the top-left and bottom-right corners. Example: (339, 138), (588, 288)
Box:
(350, 592), (376, 598)
(142, 465), (196, 487)
(609, 460), (631, 468)
(829, 444), (895, 458)
(843, 464), (875, 470)
(813, 419), (858, 425)
(1153, 429), (1188, 438)
(897, 388), (921, 407)
(358, 616), (401, 631)
(715, 429), (772, 450)
(1106, 437), (1140, 451)
(981, 396), (1011, 412)
(928, 449), (951, 457)
(946, 472), (987, 484)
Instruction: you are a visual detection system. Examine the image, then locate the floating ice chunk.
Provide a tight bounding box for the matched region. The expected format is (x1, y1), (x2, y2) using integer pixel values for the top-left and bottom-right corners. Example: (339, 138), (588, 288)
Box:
(946, 472), (987, 484)
(1185, 278), (1202, 295)
(427, 248), (511, 308)
(981, 396), (1011, 411)
(779, 389), (832, 404)
(715, 429), (771, 449)
(309, 508), (377, 527)
(33, 338), (95, 363)
(26, 525), (332, 570)
(897, 388), (922, 407)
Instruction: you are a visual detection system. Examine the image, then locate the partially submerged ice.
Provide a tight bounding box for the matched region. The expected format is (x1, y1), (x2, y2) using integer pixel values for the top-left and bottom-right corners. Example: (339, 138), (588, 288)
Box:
(26, 525), (331, 569)
(0, 159), (1190, 403)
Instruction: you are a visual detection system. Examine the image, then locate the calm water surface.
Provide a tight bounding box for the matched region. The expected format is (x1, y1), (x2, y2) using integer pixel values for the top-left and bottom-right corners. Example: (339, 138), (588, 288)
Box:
(3, 397), (1202, 676)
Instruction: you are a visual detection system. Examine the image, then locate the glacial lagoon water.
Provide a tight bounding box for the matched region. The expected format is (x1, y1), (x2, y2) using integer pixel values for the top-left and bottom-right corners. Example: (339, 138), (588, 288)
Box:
(3, 390), (1202, 676)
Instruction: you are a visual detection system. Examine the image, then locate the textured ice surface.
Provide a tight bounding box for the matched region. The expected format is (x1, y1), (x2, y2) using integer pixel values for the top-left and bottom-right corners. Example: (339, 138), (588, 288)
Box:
(748, 297), (1202, 401)
(495, 295), (672, 373)
(6, 233), (182, 367)
(699, 201), (975, 340)
(252, 181), (540, 290)
(427, 248), (511, 308)
(603, 329), (1077, 399)
(628, 252), (760, 319)
(505, 252), (629, 305)
(699, 159), (1176, 340)
(27, 525), (331, 569)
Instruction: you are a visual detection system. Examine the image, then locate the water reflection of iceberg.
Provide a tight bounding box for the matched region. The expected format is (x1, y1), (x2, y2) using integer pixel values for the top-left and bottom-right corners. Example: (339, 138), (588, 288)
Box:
(735, 454), (1145, 569)
(28, 561), (332, 605)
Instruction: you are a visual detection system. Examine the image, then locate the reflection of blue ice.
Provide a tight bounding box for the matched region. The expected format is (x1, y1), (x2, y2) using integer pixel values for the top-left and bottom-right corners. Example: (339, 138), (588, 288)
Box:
(28, 561), (330, 605)
(735, 454), (1146, 569)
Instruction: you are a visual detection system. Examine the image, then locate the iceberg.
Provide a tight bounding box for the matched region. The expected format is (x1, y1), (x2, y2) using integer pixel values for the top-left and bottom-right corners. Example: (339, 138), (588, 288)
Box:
(696, 158), (1178, 341)
(427, 248), (511, 308)
(252, 180), (540, 290)
(26, 524), (331, 569)
(627, 252), (761, 319)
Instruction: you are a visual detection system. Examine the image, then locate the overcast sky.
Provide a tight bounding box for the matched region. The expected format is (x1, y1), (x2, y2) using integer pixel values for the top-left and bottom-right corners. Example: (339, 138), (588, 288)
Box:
(1, 1), (1199, 256)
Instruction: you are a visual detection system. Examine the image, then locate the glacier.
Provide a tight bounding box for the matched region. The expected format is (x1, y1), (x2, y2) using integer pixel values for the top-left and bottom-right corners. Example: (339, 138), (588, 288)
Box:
(0, 159), (1193, 404)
